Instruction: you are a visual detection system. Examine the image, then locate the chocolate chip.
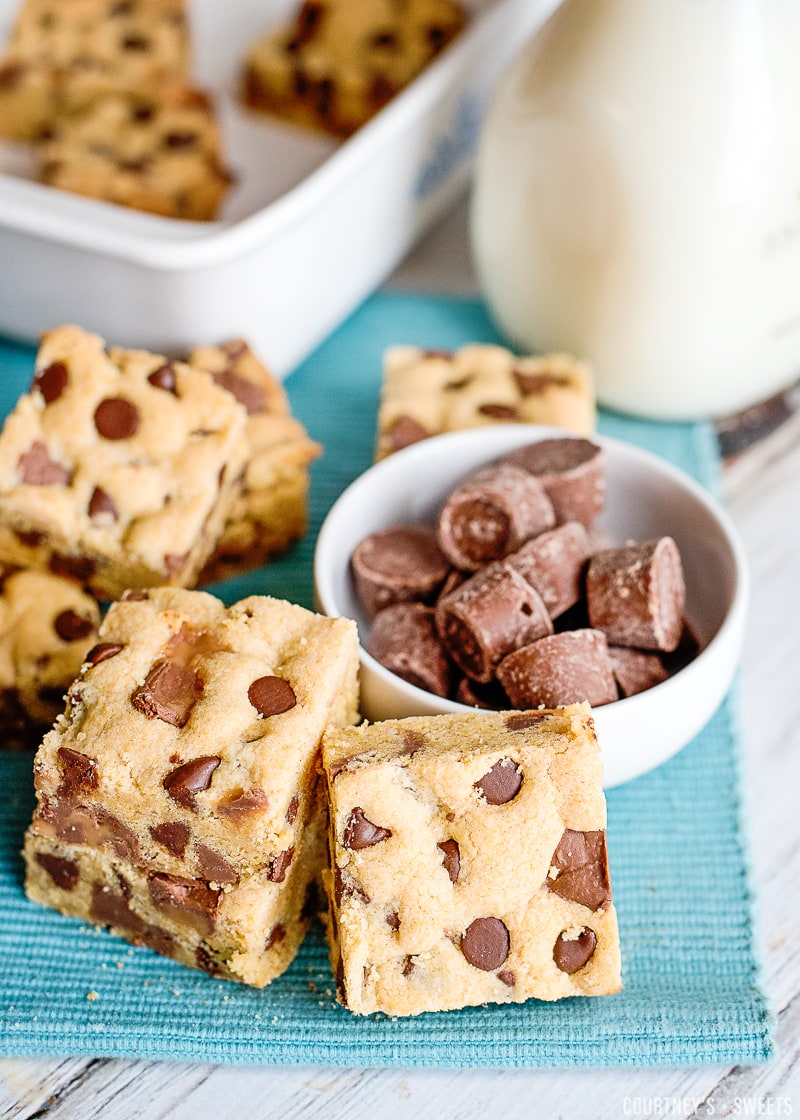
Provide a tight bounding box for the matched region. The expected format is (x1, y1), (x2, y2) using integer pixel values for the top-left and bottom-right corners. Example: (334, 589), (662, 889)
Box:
(387, 414), (429, 453)
(49, 553), (94, 582)
(132, 103), (155, 123)
(474, 759), (523, 805)
(265, 924), (286, 951)
(35, 852), (79, 891)
(88, 486), (118, 522)
(400, 729), (426, 756)
(84, 641), (124, 667)
(216, 788), (269, 817)
(163, 756), (220, 810)
(148, 363), (177, 392)
(148, 873), (220, 936)
(286, 795), (299, 823)
(461, 917), (510, 970)
(401, 955), (415, 976)
(195, 843), (238, 885)
(57, 746), (98, 795)
(94, 397), (140, 440)
(121, 32), (149, 50)
(334, 865), (369, 906)
(90, 882), (144, 933)
(386, 910), (400, 930)
(497, 969), (516, 987)
(16, 529), (44, 548)
(504, 712), (549, 731)
(427, 24), (449, 52)
(165, 130), (198, 149)
(131, 660), (200, 727)
(18, 441), (70, 485)
(343, 807), (392, 850)
(438, 839), (460, 883)
(52, 609), (92, 643)
(513, 370), (570, 396)
(32, 361), (68, 403)
(478, 403), (521, 420)
(267, 847), (295, 883)
(142, 926), (175, 959)
(248, 676), (296, 718)
(553, 927), (597, 973)
(0, 63), (23, 89)
(149, 821), (190, 858)
(211, 369), (266, 415)
(547, 829), (612, 911)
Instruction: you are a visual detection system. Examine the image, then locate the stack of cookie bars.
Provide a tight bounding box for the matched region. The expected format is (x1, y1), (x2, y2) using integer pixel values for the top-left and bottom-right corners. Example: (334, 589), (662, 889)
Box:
(0, 0), (232, 219)
(7, 327), (621, 1016)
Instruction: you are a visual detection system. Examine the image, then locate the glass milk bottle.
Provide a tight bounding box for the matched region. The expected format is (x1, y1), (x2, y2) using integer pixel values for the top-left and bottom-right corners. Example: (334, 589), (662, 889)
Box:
(471, 0), (800, 419)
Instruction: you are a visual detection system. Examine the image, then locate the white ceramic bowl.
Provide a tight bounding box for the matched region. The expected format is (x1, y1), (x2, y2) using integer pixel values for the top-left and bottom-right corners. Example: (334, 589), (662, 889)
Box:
(314, 425), (748, 788)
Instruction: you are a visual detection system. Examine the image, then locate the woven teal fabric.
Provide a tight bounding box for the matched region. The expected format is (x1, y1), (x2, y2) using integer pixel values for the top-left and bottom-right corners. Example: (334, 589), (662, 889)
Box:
(0, 294), (774, 1067)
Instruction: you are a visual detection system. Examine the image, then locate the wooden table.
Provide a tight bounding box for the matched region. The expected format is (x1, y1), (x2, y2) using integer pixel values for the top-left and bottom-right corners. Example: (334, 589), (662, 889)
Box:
(2, 199), (798, 1120)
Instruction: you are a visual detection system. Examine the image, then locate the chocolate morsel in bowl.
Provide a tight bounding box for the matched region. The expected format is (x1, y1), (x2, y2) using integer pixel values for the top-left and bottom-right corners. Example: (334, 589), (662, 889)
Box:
(609, 646), (668, 697)
(351, 525), (449, 618)
(435, 561), (552, 684)
(437, 462), (555, 572)
(586, 536), (686, 652)
(502, 438), (605, 527)
(367, 602), (453, 697)
(506, 521), (592, 619)
(497, 629), (618, 709)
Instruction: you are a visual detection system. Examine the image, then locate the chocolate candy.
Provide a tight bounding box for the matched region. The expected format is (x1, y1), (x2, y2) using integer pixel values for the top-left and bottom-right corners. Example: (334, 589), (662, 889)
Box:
(435, 562), (552, 684)
(368, 602), (453, 697)
(461, 916), (510, 970)
(437, 462), (555, 571)
(352, 525), (449, 618)
(554, 927), (597, 973)
(507, 521), (591, 619)
(609, 646), (668, 697)
(17, 441), (71, 485)
(503, 437), (604, 527)
(248, 676), (297, 717)
(587, 537), (685, 652)
(497, 629), (618, 709)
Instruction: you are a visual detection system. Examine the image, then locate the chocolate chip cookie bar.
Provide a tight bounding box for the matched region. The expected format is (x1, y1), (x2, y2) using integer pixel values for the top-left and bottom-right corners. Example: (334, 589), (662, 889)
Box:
(242, 0), (466, 139)
(0, 0), (189, 142)
(37, 85), (232, 220)
(376, 346), (596, 460)
(0, 569), (100, 747)
(321, 704), (621, 1016)
(187, 341), (321, 583)
(24, 586), (360, 986)
(0, 325), (249, 599)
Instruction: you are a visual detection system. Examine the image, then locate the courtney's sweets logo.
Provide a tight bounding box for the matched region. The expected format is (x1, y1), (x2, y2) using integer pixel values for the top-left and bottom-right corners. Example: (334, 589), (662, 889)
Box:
(414, 92), (481, 200)
(621, 1097), (793, 1117)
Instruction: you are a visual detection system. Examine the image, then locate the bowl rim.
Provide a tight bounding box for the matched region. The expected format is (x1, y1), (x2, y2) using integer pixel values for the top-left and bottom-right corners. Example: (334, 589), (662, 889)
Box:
(314, 424), (749, 738)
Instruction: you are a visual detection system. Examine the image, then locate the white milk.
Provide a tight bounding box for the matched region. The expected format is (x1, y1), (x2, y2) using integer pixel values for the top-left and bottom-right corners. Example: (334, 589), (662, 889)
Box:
(471, 0), (800, 419)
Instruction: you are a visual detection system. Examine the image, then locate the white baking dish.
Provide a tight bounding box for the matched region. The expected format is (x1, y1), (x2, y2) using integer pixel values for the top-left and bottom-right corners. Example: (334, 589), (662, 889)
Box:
(0, 0), (556, 375)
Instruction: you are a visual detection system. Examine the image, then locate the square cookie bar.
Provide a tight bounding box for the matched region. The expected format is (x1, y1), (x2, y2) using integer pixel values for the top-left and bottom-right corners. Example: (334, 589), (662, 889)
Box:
(25, 587), (360, 986)
(188, 341), (322, 583)
(37, 85), (232, 220)
(375, 345), (596, 460)
(242, 0), (466, 139)
(0, 0), (189, 142)
(0, 569), (100, 747)
(322, 704), (620, 1016)
(0, 325), (249, 599)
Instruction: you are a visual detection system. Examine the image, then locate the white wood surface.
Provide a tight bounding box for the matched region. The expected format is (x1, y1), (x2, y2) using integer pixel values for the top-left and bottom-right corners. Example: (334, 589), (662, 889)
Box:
(2, 197), (799, 1120)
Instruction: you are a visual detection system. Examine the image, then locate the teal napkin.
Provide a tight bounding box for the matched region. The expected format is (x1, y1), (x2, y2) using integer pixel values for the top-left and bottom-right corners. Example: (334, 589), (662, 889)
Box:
(0, 294), (774, 1067)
